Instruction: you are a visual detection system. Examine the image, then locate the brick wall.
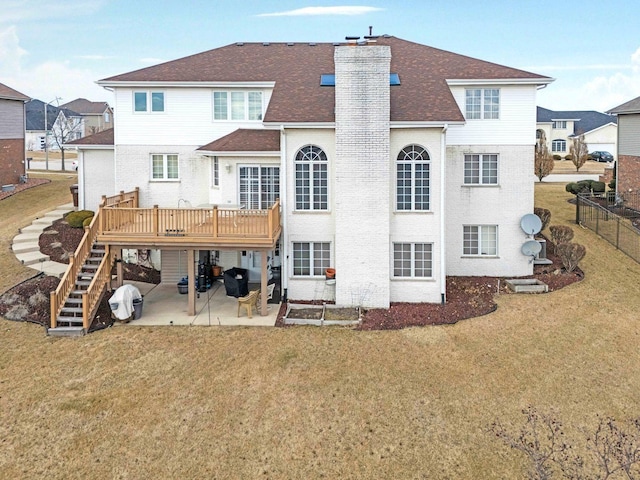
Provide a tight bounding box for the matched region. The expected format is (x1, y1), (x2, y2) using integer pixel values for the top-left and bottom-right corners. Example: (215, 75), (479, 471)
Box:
(0, 138), (25, 186)
(334, 45), (391, 308)
(617, 155), (640, 194)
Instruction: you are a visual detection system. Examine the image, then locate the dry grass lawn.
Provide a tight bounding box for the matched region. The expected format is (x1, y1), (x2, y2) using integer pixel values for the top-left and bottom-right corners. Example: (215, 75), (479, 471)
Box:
(1, 181), (639, 479)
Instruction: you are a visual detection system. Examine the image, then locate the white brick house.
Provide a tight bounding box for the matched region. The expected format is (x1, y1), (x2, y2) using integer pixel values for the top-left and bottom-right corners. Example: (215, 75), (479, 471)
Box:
(73, 35), (552, 310)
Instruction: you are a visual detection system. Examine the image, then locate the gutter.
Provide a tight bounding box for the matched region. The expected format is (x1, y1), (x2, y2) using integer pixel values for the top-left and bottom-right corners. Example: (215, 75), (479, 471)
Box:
(280, 125), (288, 301)
(440, 124), (448, 304)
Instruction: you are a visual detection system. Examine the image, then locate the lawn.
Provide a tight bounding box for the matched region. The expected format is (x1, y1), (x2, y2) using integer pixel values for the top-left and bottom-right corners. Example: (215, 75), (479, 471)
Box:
(1, 180), (639, 479)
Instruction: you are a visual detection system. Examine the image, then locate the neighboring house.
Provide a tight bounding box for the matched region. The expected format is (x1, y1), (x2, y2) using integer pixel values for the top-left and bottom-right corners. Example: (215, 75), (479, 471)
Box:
(25, 99), (84, 151)
(0, 82), (30, 186)
(72, 35), (552, 315)
(60, 98), (113, 135)
(536, 107), (617, 157)
(607, 95), (640, 194)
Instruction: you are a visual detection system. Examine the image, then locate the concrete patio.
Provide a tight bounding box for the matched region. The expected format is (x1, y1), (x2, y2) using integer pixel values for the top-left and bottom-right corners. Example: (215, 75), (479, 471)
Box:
(114, 280), (279, 327)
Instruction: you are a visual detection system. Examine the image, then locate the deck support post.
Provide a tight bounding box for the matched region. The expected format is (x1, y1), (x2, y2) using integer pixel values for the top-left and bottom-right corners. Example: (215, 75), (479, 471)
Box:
(260, 249), (268, 316)
(115, 249), (123, 289)
(187, 249), (196, 316)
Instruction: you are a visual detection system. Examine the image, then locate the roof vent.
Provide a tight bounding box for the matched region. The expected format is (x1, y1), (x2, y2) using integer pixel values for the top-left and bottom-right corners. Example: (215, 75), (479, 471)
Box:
(236, 42), (244, 46)
(262, 42), (270, 46)
(287, 42), (294, 46)
(309, 42), (316, 46)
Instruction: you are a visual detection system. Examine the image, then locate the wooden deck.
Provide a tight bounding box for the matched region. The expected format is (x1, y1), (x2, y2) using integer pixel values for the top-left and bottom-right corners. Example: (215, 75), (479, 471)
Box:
(97, 201), (281, 249)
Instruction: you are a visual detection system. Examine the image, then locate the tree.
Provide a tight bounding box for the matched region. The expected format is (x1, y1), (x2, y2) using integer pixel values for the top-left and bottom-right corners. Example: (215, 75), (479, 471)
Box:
(534, 131), (555, 182)
(569, 133), (589, 172)
(49, 109), (83, 171)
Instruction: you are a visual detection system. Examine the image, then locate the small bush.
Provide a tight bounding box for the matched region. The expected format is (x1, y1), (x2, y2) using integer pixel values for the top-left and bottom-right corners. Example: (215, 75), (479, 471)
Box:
(564, 154), (574, 161)
(565, 179), (605, 195)
(608, 178), (616, 190)
(549, 225), (574, 245)
(565, 182), (586, 195)
(66, 210), (94, 228)
(533, 207), (551, 231)
(553, 154), (562, 160)
(82, 216), (94, 228)
(556, 242), (586, 272)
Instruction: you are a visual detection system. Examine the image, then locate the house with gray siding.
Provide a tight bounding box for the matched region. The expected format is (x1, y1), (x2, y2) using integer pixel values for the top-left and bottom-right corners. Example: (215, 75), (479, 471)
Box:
(0, 83), (30, 186)
(608, 96), (640, 194)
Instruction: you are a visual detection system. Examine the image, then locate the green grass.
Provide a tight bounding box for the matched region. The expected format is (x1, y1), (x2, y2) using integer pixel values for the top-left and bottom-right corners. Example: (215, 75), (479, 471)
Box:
(1, 181), (639, 478)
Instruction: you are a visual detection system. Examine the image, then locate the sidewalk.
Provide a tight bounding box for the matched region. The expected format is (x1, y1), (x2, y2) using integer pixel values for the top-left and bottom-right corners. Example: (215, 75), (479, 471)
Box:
(11, 203), (75, 278)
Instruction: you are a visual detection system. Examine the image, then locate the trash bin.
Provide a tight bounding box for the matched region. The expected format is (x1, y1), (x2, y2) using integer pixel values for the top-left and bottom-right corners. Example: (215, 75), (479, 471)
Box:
(132, 298), (143, 320)
(70, 184), (79, 207)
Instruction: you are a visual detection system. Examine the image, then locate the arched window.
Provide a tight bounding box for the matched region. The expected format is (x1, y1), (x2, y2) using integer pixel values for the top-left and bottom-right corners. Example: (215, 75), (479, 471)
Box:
(295, 145), (328, 210)
(552, 139), (566, 153)
(396, 145), (430, 210)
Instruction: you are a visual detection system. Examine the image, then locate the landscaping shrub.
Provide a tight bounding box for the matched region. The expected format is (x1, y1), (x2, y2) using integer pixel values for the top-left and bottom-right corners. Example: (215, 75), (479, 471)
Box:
(553, 154), (562, 160)
(556, 242), (586, 272)
(564, 154), (573, 161)
(66, 210), (94, 228)
(565, 179), (605, 195)
(549, 225), (574, 245)
(533, 207), (551, 231)
(82, 216), (94, 228)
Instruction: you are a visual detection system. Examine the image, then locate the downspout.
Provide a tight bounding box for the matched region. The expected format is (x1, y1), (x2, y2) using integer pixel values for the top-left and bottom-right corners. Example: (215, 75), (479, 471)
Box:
(440, 124), (448, 304)
(280, 125), (288, 301)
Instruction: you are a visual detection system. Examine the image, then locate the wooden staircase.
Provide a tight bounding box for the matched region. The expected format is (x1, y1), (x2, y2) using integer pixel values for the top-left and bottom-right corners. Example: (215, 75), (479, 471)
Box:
(51, 245), (106, 336)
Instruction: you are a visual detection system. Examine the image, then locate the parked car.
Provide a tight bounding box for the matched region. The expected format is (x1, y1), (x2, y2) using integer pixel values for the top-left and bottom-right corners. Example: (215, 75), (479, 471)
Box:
(590, 151), (614, 162)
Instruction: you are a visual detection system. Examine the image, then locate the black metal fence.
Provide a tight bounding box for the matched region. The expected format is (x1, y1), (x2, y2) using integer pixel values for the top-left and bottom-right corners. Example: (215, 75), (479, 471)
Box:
(576, 192), (640, 263)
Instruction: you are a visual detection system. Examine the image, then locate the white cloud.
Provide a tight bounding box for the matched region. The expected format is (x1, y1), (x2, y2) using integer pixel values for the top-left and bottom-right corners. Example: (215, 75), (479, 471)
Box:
(537, 47), (640, 111)
(1, 0), (107, 24)
(0, 26), (27, 72)
(0, 26), (110, 102)
(257, 6), (383, 17)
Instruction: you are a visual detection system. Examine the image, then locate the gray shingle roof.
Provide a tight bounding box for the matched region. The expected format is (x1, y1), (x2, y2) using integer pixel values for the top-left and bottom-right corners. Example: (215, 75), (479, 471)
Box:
(537, 106), (617, 135)
(608, 95), (640, 114)
(100, 36), (552, 124)
(25, 99), (81, 130)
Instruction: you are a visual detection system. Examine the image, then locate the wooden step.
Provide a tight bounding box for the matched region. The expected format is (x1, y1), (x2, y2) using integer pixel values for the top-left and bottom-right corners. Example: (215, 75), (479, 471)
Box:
(75, 280), (91, 287)
(64, 298), (83, 305)
(48, 326), (85, 337)
(82, 264), (99, 270)
(77, 272), (95, 279)
(60, 307), (83, 314)
(57, 316), (84, 325)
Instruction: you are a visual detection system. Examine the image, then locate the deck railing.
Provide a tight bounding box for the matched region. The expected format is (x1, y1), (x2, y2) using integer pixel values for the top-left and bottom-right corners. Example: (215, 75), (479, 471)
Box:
(50, 210), (104, 329)
(99, 199), (281, 241)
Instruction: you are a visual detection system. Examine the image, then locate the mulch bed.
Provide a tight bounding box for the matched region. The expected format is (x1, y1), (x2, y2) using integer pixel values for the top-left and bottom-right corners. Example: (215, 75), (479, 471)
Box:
(0, 178), (50, 201)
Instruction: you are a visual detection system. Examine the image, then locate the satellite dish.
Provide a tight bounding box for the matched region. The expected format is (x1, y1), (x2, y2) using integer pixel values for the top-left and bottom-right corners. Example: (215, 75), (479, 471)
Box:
(521, 214), (542, 235)
(521, 240), (542, 257)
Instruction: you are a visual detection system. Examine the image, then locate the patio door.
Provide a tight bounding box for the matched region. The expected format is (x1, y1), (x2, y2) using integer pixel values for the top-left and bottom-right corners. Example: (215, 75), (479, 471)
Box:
(239, 165), (280, 281)
(238, 165), (279, 209)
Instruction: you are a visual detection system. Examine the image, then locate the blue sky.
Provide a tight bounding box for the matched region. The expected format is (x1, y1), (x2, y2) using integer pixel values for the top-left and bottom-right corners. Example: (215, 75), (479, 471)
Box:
(2, 0), (639, 112)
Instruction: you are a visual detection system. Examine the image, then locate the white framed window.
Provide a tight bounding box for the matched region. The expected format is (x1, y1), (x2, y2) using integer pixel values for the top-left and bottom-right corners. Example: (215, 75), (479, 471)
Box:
(295, 145), (328, 211)
(292, 242), (331, 276)
(552, 139), (566, 152)
(464, 154), (498, 185)
(212, 156), (219, 187)
(393, 243), (433, 278)
(134, 91), (164, 113)
(151, 154), (179, 180)
(396, 144), (430, 211)
(465, 88), (500, 119)
(213, 91), (263, 121)
(238, 165), (280, 209)
(463, 225), (498, 256)
(552, 121), (567, 129)
(104, 111), (110, 123)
